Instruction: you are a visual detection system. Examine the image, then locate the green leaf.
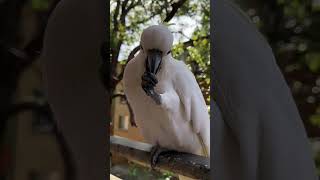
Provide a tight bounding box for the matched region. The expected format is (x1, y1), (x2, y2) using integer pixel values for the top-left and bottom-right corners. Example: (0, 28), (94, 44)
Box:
(31, 0), (49, 10)
(305, 53), (320, 73)
(310, 114), (320, 127)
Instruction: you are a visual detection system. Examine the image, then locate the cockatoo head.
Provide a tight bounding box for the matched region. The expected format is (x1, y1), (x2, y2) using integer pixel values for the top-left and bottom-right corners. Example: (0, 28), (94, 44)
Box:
(140, 25), (173, 74)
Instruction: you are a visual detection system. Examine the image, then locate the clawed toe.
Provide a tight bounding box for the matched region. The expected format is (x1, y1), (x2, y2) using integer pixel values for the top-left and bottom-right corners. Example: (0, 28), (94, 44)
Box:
(150, 145), (159, 170)
(150, 145), (174, 170)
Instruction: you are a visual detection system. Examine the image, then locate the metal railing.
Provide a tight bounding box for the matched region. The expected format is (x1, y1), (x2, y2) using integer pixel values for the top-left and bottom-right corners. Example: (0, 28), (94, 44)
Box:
(110, 136), (210, 179)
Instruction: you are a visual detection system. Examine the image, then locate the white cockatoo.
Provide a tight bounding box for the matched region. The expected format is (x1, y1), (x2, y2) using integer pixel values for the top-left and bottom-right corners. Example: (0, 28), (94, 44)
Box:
(123, 25), (210, 168)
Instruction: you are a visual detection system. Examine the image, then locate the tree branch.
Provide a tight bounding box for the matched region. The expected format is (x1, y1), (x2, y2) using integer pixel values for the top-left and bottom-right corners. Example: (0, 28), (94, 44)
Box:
(163, 0), (188, 22)
(127, 45), (141, 64)
(113, 0), (141, 81)
(126, 99), (137, 127)
(182, 35), (210, 48)
(110, 136), (210, 178)
(126, 0), (141, 13)
(121, 0), (140, 24)
(121, 0), (130, 16)
(116, 45), (140, 82)
(112, 0), (141, 92)
(113, 0), (121, 32)
(111, 94), (137, 127)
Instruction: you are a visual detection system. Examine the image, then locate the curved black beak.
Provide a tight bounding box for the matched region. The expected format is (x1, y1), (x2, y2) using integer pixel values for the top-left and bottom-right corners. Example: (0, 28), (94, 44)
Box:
(146, 49), (162, 74)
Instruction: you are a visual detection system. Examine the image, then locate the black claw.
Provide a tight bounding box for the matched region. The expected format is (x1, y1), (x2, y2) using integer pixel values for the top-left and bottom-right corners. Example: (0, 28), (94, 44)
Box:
(150, 145), (159, 169)
(148, 73), (158, 84)
(141, 71), (159, 97)
(142, 85), (152, 96)
(150, 145), (174, 170)
(151, 157), (157, 169)
(142, 72), (158, 86)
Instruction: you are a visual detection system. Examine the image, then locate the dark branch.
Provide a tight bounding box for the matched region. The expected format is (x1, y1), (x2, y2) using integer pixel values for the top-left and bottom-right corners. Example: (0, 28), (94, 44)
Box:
(111, 93), (137, 127)
(113, 0), (141, 82)
(110, 136), (210, 179)
(126, 100), (137, 127)
(121, 0), (140, 23)
(182, 35), (210, 48)
(113, 0), (121, 32)
(121, 0), (130, 17)
(163, 0), (188, 22)
(116, 45), (140, 82)
(127, 45), (141, 63)
(126, 0), (141, 13)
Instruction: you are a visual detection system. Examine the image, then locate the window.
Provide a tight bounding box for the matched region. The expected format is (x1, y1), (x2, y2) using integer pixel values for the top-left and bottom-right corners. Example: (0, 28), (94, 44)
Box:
(118, 115), (129, 131)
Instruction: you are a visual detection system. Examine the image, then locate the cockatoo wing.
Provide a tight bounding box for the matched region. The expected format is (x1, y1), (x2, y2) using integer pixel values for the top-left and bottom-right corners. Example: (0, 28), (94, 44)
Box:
(123, 54), (144, 125)
(173, 61), (210, 156)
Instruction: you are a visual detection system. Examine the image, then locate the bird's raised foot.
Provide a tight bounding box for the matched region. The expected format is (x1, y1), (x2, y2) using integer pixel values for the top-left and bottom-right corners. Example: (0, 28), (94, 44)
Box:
(150, 144), (175, 170)
(141, 72), (158, 95)
(141, 72), (162, 105)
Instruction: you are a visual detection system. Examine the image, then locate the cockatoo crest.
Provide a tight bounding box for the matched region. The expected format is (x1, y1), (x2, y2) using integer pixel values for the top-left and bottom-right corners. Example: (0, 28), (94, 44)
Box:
(140, 25), (173, 56)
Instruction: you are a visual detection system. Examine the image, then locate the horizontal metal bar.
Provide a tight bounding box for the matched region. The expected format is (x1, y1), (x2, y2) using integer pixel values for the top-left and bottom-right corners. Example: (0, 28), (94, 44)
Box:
(110, 136), (210, 179)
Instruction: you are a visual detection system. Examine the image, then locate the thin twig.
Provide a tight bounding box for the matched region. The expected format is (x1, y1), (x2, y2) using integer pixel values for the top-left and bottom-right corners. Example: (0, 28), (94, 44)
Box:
(163, 0), (188, 22)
